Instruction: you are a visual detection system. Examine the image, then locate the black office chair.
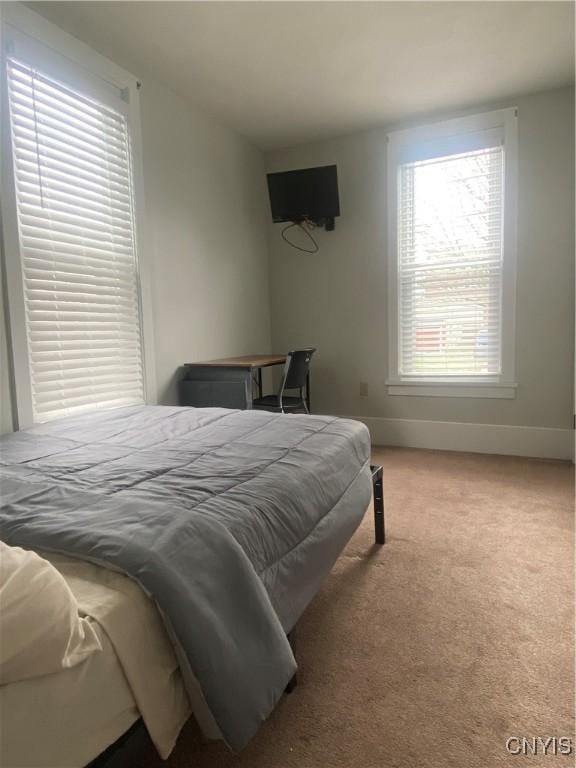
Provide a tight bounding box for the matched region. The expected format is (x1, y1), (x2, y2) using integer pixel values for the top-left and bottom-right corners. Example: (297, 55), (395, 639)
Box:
(253, 348), (316, 414)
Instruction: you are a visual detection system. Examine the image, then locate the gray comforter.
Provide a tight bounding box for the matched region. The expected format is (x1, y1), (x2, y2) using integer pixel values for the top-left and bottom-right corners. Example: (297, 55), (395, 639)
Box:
(0, 406), (371, 750)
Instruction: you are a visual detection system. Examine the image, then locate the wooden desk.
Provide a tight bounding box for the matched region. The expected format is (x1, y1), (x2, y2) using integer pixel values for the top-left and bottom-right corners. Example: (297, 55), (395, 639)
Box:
(180, 354), (290, 410)
(188, 354), (287, 369)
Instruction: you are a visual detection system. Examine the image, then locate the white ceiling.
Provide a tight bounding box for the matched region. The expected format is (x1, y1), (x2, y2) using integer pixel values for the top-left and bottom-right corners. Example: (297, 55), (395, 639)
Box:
(29, 1), (574, 150)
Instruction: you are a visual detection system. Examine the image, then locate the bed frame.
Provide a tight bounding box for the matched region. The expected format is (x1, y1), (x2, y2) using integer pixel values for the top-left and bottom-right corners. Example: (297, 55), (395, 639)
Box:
(88, 466), (386, 768)
(371, 464), (386, 545)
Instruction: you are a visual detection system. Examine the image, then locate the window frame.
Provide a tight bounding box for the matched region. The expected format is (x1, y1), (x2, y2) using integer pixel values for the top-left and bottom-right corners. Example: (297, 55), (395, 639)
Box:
(1, 5), (156, 428)
(386, 108), (518, 399)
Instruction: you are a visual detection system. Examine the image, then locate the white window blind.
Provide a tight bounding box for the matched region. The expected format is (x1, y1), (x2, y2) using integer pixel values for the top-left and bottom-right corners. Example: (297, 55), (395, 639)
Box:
(397, 146), (504, 378)
(6, 58), (145, 423)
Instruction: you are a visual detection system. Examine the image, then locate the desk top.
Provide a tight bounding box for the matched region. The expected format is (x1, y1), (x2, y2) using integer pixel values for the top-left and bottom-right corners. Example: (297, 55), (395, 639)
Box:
(184, 354), (286, 369)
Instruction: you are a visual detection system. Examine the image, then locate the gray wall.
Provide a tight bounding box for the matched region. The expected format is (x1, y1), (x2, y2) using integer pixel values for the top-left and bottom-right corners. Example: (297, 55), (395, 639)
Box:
(138, 79), (271, 406)
(266, 86), (575, 429)
(0, 49), (272, 431)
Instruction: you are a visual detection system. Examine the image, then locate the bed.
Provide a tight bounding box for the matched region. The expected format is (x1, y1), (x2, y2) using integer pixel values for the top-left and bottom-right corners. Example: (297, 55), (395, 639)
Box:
(0, 405), (374, 762)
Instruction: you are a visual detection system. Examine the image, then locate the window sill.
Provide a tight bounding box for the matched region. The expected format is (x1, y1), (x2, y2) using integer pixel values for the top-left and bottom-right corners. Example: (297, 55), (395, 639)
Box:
(386, 381), (517, 399)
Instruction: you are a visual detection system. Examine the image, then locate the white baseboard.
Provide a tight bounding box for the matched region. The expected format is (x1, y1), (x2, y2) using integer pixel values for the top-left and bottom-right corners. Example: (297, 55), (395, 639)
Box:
(343, 415), (573, 461)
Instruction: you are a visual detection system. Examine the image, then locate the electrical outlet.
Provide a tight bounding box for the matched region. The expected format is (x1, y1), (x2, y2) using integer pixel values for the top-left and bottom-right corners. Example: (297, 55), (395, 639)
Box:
(359, 381), (369, 398)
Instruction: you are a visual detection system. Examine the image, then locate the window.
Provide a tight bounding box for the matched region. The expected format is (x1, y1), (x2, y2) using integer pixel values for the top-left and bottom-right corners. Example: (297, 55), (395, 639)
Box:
(1, 8), (154, 427)
(387, 110), (518, 398)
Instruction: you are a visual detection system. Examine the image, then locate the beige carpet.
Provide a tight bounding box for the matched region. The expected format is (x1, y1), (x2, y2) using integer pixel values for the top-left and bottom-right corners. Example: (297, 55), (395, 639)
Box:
(145, 448), (574, 768)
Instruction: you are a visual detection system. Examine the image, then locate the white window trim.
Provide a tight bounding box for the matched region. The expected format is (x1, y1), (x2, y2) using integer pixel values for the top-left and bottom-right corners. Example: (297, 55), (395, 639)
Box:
(0, 4), (156, 428)
(386, 108), (518, 399)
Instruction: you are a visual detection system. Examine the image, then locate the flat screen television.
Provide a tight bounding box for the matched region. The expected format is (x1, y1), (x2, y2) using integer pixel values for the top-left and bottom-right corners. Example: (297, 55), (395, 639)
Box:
(267, 165), (340, 230)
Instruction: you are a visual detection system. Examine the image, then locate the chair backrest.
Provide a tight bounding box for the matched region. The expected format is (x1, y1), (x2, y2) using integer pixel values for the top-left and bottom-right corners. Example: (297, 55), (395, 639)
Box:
(280, 348), (316, 392)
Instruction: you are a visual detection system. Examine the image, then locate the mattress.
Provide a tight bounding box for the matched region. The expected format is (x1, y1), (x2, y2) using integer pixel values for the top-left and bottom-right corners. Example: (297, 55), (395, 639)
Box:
(0, 551), (190, 768)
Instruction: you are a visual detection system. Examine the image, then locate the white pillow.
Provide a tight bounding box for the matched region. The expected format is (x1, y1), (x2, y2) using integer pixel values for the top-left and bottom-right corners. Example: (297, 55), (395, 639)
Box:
(0, 541), (102, 685)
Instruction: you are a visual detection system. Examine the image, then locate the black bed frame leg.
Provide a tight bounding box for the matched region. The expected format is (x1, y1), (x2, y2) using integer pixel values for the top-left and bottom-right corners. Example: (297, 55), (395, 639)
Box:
(285, 629), (298, 693)
(371, 464), (386, 545)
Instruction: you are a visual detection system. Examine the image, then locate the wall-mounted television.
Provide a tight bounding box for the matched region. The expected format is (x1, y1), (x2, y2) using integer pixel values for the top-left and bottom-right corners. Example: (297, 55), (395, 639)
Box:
(267, 165), (340, 231)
